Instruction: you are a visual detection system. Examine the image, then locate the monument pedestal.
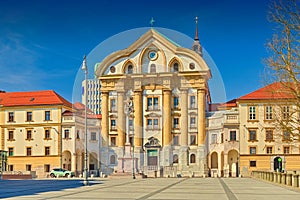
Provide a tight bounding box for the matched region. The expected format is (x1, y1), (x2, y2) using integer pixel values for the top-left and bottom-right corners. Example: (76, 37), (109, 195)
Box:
(117, 143), (138, 173)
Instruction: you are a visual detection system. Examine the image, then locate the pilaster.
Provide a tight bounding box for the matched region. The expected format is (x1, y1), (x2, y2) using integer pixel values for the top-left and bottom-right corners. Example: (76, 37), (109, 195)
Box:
(117, 91), (125, 147)
(101, 91), (109, 147)
(163, 89), (172, 146)
(134, 90), (143, 147)
(197, 89), (206, 145)
(180, 89), (188, 146)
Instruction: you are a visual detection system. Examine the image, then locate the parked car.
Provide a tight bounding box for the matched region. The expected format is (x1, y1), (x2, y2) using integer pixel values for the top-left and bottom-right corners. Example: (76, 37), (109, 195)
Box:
(49, 168), (74, 178)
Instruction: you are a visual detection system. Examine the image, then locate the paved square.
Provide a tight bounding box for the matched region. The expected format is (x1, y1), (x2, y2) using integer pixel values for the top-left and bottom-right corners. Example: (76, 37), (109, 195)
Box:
(1, 177), (300, 200)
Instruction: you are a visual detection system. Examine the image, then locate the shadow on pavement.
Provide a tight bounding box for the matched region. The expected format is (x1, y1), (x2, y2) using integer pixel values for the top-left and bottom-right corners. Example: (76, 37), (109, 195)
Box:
(0, 179), (103, 198)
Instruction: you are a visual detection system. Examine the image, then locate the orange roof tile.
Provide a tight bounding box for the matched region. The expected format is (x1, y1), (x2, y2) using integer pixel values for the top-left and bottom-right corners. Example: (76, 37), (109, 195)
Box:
(218, 99), (237, 110)
(0, 90), (72, 107)
(238, 82), (295, 100)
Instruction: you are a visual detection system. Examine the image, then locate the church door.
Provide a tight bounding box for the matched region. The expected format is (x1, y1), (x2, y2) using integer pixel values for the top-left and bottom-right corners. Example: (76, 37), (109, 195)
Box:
(147, 149), (158, 166)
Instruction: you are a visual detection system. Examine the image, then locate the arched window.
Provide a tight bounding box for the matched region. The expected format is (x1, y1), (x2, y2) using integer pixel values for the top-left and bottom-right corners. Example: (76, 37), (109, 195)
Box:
(173, 154), (178, 164)
(190, 154), (196, 163)
(127, 65), (133, 74)
(110, 155), (116, 164)
(173, 62), (179, 72)
(150, 64), (156, 73)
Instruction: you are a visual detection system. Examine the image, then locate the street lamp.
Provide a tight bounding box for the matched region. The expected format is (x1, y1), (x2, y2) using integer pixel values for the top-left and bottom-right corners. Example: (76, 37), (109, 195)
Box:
(82, 55), (89, 186)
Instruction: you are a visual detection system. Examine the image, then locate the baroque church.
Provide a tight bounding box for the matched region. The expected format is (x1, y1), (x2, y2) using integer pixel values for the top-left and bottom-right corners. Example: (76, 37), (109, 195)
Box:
(95, 21), (211, 177)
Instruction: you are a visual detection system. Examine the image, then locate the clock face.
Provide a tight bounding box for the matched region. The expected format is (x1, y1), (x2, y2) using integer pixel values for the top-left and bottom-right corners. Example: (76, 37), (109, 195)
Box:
(148, 50), (158, 60)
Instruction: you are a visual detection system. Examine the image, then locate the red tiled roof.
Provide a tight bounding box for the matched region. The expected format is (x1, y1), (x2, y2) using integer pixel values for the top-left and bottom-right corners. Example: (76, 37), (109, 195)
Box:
(0, 90), (72, 107)
(69, 102), (102, 119)
(219, 99), (237, 109)
(238, 82), (295, 100)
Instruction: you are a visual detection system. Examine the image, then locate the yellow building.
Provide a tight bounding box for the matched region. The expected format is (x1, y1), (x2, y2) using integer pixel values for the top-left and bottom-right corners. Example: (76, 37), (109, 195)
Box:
(237, 83), (300, 176)
(95, 25), (211, 177)
(0, 90), (72, 178)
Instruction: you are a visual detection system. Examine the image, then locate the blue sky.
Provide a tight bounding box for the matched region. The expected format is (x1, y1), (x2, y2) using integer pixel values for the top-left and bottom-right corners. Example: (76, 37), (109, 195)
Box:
(0, 0), (274, 103)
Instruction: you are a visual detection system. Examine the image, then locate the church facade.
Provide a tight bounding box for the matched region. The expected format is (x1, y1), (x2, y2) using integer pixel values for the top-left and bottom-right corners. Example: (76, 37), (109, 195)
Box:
(95, 26), (212, 177)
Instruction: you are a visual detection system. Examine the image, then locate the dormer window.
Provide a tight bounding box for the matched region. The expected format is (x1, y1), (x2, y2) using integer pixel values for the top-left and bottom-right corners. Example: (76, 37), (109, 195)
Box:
(127, 65), (133, 74)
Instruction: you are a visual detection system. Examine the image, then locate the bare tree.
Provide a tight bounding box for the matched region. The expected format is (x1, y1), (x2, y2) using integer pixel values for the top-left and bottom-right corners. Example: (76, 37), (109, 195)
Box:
(265, 0), (300, 143)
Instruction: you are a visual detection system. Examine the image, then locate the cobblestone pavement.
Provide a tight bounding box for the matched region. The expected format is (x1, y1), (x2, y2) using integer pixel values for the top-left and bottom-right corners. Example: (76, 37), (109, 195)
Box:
(1, 177), (300, 200)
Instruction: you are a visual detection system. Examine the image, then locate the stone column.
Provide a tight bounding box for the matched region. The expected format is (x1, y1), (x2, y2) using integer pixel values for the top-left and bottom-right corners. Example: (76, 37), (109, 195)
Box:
(117, 91), (125, 147)
(101, 91), (109, 147)
(197, 89), (206, 145)
(224, 153), (229, 177)
(218, 152), (222, 177)
(180, 89), (188, 146)
(163, 90), (172, 146)
(134, 90), (143, 147)
(179, 89), (188, 171)
(71, 154), (76, 174)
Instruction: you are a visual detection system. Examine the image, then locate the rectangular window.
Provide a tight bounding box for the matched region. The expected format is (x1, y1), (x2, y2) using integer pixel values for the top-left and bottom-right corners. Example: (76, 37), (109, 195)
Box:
(147, 97), (159, 110)
(190, 96), (196, 108)
(76, 130), (80, 139)
(173, 135), (179, 145)
(45, 147), (50, 156)
(221, 133), (224, 143)
(8, 131), (14, 140)
(91, 132), (96, 141)
(283, 106), (290, 120)
(266, 147), (273, 154)
(153, 119), (158, 129)
(173, 97), (179, 109)
(230, 131), (236, 141)
(283, 131), (290, 141)
(26, 111), (33, 121)
(26, 147), (32, 156)
(26, 130), (32, 140)
(64, 129), (70, 139)
(190, 117), (196, 128)
(26, 164), (32, 171)
(266, 130), (273, 141)
(8, 165), (14, 171)
(250, 161), (256, 167)
(110, 99), (116, 112)
(249, 130), (257, 141)
(250, 147), (256, 154)
(265, 106), (273, 120)
(211, 134), (217, 144)
(147, 97), (152, 110)
(8, 112), (14, 122)
(153, 97), (158, 110)
(249, 106), (256, 120)
(283, 146), (290, 154)
(45, 130), (50, 139)
(110, 136), (116, 146)
(8, 147), (13, 156)
(44, 164), (50, 172)
(173, 118), (179, 129)
(111, 119), (116, 130)
(147, 118), (159, 130)
(45, 111), (51, 121)
(190, 134), (197, 145)
(147, 119), (152, 129)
